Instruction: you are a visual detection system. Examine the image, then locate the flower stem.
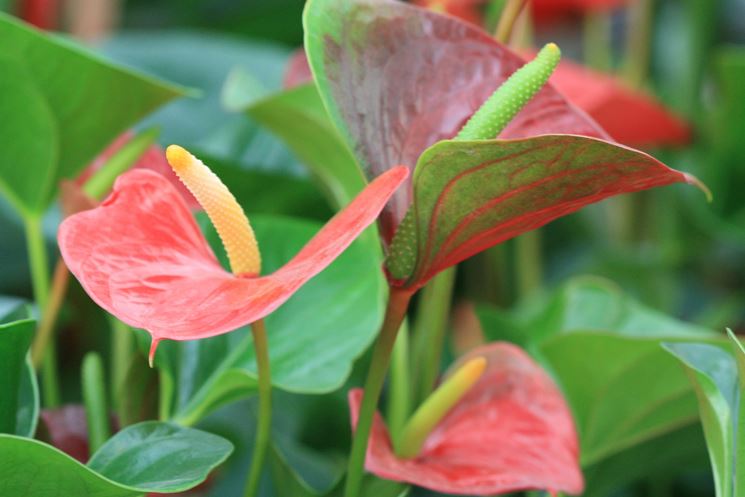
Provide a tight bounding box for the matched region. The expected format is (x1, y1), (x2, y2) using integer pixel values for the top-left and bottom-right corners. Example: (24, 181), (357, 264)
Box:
(494, 0), (528, 44)
(583, 11), (613, 72)
(515, 230), (542, 300)
(243, 319), (272, 497)
(110, 317), (133, 415)
(344, 287), (413, 497)
(24, 214), (60, 407)
(386, 320), (410, 445)
(623, 0), (654, 89)
(412, 267), (456, 403)
(30, 259), (69, 369)
(82, 352), (110, 453)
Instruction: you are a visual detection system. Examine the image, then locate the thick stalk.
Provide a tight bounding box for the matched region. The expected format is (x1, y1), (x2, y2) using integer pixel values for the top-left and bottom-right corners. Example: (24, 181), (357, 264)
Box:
(386, 320), (410, 445)
(82, 352), (110, 453)
(623, 0), (654, 89)
(412, 267), (456, 403)
(494, 0), (528, 44)
(24, 215), (60, 407)
(344, 287), (413, 497)
(243, 319), (272, 497)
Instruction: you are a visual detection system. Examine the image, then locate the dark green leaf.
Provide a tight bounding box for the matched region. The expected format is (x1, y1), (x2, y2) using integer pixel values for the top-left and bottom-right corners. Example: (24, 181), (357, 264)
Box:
(0, 13), (184, 215)
(88, 421), (233, 493)
(0, 318), (36, 436)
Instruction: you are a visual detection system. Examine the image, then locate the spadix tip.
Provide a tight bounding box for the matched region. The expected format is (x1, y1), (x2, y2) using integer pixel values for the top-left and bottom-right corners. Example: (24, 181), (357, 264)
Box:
(166, 144), (195, 173)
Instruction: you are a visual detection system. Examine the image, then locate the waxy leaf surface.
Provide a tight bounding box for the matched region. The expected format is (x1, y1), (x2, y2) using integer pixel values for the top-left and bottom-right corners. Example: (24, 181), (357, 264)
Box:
(304, 0), (606, 242)
(0, 13), (184, 215)
(59, 166), (406, 345)
(387, 136), (695, 287)
(349, 343), (583, 496)
(0, 422), (232, 497)
(155, 214), (386, 425)
(0, 318), (37, 437)
(664, 339), (745, 497)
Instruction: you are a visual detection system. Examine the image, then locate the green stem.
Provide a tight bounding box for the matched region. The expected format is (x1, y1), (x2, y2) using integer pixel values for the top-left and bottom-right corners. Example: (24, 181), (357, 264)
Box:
(387, 320), (410, 445)
(82, 352), (110, 453)
(515, 230), (542, 301)
(243, 319), (272, 497)
(623, 0), (654, 89)
(24, 215), (60, 407)
(158, 370), (174, 421)
(583, 11), (613, 72)
(493, 0), (528, 44)
(110, 317), (133, 416)
(344, 287), (413, 497)
(30, 259), (68, 369)
(412, 267), (456, 403)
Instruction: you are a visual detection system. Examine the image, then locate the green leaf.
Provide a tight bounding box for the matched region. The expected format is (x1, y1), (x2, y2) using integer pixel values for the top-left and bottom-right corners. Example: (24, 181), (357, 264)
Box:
(241, 83), (366, 209)
(0, 318), (36, 436)
(88, 421), (233, 493)
(0, 422), (231, 497)
(386, 136), (696, 287)
(0, 13), (184, 215)
(153, 215), (385, 425)
(664, 341), (739, 497)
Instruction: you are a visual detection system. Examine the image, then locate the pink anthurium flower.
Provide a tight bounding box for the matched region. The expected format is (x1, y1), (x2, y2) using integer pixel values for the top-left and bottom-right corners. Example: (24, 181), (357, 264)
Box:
(547, 56), (691, 147)
(349, 342), (583, 495)
(58, 146), (408, 362)
(412, 0), (484, 25)
(532, 0), (628, 23)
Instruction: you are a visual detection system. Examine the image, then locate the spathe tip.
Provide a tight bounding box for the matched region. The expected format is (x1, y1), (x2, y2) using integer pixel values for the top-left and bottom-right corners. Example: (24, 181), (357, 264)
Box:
(149, 338), (161, 368)
(684, 173), (712, 203)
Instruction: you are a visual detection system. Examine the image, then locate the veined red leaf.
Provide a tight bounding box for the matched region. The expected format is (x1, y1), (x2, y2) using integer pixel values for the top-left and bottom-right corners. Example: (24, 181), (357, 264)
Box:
(349, 342), (583, 495)
(304, 0), (606, 243)
(386, 135), (701, 288)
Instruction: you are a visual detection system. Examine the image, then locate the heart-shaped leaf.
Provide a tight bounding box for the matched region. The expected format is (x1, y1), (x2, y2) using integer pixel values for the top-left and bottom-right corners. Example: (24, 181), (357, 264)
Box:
(386, 136), (699, 288)
(151, 215), (385, 425)
(664, 335), (745, 497)
(0, 13), (184, 216)
(0, 317), (38, 437)
(303, 0), (606, 242)
(0, 422), (232, 497)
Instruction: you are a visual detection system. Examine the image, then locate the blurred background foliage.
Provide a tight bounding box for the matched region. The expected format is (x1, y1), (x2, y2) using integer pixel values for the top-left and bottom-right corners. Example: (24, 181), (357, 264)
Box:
(0, 0), (744, 496)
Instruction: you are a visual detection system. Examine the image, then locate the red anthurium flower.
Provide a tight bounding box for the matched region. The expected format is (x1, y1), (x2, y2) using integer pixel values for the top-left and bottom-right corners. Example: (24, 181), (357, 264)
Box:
(349, 342), (583, 495)
(412, 0), (484, 25)
(77, 131), (201, 210)
(59, 147), (408, 361)
(547, 57), (691, 147)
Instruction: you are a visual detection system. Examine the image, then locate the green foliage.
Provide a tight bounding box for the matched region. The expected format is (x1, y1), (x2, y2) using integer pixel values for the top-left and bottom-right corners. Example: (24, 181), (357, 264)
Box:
(664, 331), (745, 497)
(0, 317), (37, 437)
(0, 422), (232, 497)
(0, 13), (184, 216)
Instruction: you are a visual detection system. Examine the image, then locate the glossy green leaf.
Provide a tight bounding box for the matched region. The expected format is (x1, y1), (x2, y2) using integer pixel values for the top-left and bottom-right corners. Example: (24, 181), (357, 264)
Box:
(0, 13), (184, 216)
(240, 83), (366, 209)
(88, 421), (233, 493)
(151, 215), (384, 425)
(0, 422), (231, 497)
(664, 341), (740, 497)
(0, 318), (36, 437)
(386, 136), (696, 287)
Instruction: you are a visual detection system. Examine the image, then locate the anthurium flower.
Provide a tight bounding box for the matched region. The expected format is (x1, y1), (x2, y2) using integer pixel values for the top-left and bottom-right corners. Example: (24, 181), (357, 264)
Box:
(58, 146), (408, 361)
(304, 0), (705, 290)
(547, 56), (690, 147)
(532, 0), (628, 23)
(348, 342), (583, 495)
